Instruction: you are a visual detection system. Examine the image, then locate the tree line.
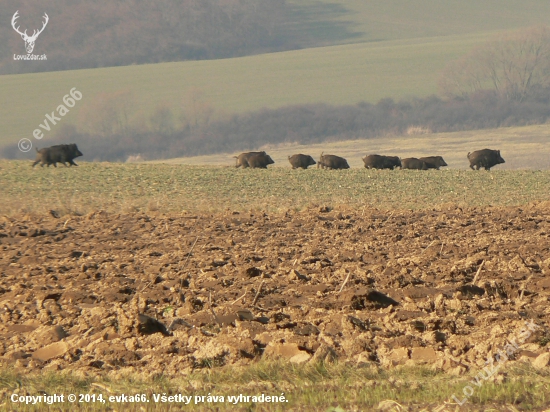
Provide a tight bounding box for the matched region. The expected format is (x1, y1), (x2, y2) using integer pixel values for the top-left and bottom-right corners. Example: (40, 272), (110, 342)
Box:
(439, 26), (550, 102)
(3, 88), (549, 161)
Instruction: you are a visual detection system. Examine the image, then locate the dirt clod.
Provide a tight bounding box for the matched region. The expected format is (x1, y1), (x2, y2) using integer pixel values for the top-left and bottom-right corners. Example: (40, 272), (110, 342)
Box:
(0, 204), (549, 376)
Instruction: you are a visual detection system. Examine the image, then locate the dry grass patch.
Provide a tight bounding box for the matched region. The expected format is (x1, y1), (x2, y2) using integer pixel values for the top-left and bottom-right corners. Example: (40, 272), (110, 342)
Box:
(1, 362), (549, 411)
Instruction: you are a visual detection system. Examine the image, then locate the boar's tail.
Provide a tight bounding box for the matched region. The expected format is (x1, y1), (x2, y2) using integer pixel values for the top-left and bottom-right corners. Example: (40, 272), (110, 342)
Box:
(35, 147), (39, 153)
(467, 152), (471, 159)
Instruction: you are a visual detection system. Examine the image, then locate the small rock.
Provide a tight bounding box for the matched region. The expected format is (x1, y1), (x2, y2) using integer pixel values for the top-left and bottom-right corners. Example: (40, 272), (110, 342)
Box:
(289, 269), (309, 281)
(380, 348), (409, 367)
(457, 284), (485, 297)
(389, 348), (409, 363)
(294, 324), (320, 336)
(244, 267), (262, 278)
(30, 325), (68, 345)
(410, 347), (438, 363)
(290, 352), (311, 364)
(264, 343), (303, 359)
(346, 288), (399, 310)
(253, 316), (270, 324)
(532, 352), (550, 369)
(137, 314), (170, 336)
(236, 310), (254, 321)
(32, 342), (69, 362)
(311, 344), (338, 364)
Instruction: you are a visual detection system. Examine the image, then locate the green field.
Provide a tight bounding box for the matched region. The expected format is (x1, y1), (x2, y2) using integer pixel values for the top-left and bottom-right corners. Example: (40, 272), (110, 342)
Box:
(0, 34), (485, 148)
(2, 160), (549, 217)
(2, 1), (550, 149)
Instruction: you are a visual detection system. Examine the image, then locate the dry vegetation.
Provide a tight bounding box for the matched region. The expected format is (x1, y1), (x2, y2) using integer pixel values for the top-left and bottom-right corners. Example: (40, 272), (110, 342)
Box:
(1, 161), (550, 410)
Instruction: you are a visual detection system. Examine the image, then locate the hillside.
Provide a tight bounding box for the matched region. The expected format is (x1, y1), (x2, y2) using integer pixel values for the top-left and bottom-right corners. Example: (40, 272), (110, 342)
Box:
(2, 1), (550, 154)
(4, 0), (550, 73)
(0, 33), (500, 149)
(289, 0), (550, 44)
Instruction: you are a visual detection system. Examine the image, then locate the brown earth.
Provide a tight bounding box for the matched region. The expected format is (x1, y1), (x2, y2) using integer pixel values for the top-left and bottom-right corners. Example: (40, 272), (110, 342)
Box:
(1, 202), (550, 379)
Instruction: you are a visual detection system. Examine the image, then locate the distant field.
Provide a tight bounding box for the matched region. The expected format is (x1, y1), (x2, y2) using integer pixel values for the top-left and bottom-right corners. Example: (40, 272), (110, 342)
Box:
(286, 0), (550, 45)
(158, 124), (550, 170)
(2, 0), (550, 150)
(0, 34), (486, 149)
(2, 160), (550, 216)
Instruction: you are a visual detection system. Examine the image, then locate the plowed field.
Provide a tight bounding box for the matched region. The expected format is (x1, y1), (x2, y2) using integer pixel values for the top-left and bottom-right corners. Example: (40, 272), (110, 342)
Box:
(2, 202), (549, 380)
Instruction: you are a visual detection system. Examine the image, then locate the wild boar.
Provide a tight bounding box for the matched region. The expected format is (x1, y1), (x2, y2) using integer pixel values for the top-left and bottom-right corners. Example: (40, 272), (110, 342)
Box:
(467, 149), (505, 170)
(362, 154), (401, 170)
(401, 157), (428, 170)
(32, 144), (83, 168)
(234, 151), (266, 168)
(288, 154), (316, 169)
(318, 152), (350, 170)
(247, 153), (275, 169)
(419, 156), (448, 170)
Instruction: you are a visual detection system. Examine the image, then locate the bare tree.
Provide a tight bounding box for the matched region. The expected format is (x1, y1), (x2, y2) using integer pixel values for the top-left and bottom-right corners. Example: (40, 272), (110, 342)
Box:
(439, 26), (550, 101)
(150, 104), (175, 134)
(180, 88), (215, 129)
(78, 90), (134, 136)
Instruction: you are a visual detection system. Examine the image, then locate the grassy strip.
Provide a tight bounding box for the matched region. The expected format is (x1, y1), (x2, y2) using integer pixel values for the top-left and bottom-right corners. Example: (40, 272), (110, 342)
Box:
(1, 161), (550, 216)
(0, 362), (549, 411)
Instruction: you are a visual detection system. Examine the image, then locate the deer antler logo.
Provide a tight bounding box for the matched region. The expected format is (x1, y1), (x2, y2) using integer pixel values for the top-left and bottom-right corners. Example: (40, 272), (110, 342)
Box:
(12, 11), (49, 54)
